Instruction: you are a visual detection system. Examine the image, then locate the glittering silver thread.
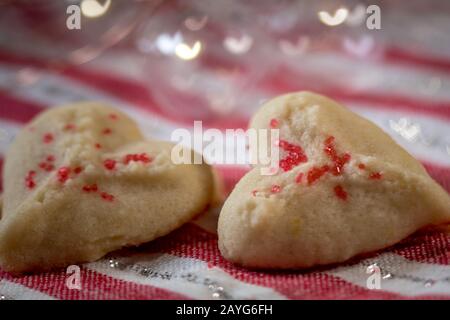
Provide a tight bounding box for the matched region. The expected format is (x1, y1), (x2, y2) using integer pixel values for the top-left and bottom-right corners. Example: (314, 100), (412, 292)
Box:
(107, 258), (231, 299)
(361, 260), (442, 287)
(0, 293), (12, 300)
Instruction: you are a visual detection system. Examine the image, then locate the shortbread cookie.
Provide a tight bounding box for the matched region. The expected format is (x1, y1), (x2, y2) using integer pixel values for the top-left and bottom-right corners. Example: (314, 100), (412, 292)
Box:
(0, 102), (215, 272)
(218, 92), (450, 269)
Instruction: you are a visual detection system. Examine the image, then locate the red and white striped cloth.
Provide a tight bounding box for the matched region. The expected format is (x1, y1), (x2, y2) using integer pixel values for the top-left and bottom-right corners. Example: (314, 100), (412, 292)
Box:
(1, 6), (450, 299)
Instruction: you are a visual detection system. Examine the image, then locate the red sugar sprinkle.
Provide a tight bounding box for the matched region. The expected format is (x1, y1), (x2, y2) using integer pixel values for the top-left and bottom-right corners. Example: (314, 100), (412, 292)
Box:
(334, 185), (348, 201)
(307, 165), (329, 185)
(295, 172), (304, 184)
(43, 133), (54, 144)
(25, 171), (36, 189)
(95, 143), (102, 149)
(74, 167), (83, 174)
(277, 139), (308, 172)
(323, 136), (351, 176)
(82, 185), (114, 202)
(123, 153), (152, 165)
(104, 159), (116, 171)
(100, 192), (115, 202)
(38, 155), (57, 172)
(109, 114), (118, 120)
(57, 167), (71, 183)
(139, 153), (152, 163)
(271, 185), (282, 193)
(25, 179), (35, 189)
(124, 154), (135, 164)
(64, 124), (75, 131)
(102, 128), (112, 135)
(39, 162), (54, 172)
(358, 163), (366, 170)
(269, 118), (279, 128)
(369, 172), (383, 180)
(251, 189), (258, 196)
(82, 184), (98, 193)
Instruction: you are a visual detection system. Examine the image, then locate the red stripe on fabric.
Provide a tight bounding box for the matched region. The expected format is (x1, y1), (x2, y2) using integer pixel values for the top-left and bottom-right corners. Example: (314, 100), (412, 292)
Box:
(423, 162), (450, 194)
(0, 157), (3, 191)
(391, 228), (450, 266)
(145, 224), (420, 299)
(67, 63), (450, 125)
(60, 68), (248, 130)
(260, 66), (450, 122)
(1, 50), (450, 128)
(0, 50), (176, 122)
(0, 267), (188, 300)
(214, 165), (249, 195)
(208, 18), (450, 79)
(0, 90), (44, 123)
(385, 47), (450, 75)
(0, 51), (248, 129)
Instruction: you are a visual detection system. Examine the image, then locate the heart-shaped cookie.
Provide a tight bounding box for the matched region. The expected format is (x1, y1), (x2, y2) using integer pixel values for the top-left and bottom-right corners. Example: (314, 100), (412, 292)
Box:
(0, 102), (215, 272)
(218, 92), (450, 269)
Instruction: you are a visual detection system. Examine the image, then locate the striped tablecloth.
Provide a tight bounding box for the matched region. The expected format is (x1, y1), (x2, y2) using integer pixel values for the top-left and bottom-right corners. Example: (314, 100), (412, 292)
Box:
(0, 1), (450, 300)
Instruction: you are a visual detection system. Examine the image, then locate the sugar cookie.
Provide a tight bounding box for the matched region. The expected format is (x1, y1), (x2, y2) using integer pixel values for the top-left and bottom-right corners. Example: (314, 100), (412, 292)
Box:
(218, 92), (450, 269)
(0, 102), (215, 272)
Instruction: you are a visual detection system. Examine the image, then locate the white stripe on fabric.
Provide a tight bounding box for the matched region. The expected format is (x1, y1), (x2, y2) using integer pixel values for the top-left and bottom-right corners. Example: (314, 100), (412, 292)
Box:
(327, 252), (450, 297)
(86, 253), (286, 300)
(287, 53), (450, 102)
(0, 119), (20, 155)
(0, 279), (56, 300)
(346, 104), (450, 166)
(0, 64), (179, 141)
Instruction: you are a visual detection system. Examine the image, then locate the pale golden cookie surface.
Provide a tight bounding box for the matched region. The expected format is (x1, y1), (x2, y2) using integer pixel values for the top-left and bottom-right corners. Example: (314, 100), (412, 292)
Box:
(0, 102), (215, 272)
(218, 92), (450, 269)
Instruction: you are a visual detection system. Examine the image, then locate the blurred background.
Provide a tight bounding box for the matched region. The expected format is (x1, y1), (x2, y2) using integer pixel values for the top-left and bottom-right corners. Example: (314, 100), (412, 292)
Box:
(0, 0), (449, 187)
(0, 0), (450, 300)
